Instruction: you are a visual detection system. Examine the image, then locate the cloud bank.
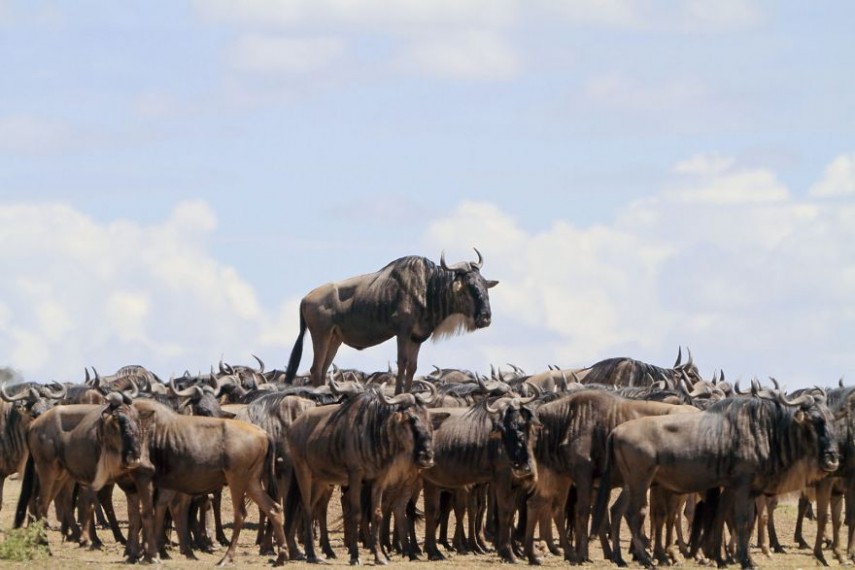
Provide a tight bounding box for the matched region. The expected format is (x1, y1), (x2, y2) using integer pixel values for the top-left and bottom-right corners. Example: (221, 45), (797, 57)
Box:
(2, 152), (853, 388)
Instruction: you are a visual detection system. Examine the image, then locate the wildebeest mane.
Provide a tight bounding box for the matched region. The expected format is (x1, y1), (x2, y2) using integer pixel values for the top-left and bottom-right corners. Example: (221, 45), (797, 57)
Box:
(326, 387), (414, 466)
(701, 397), (818, 477)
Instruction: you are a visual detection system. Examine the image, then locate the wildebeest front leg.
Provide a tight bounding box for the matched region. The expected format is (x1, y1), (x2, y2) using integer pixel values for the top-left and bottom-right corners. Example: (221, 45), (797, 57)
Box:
(394, 336), (421, 394)
(310, 329), (342, 387)
(345, 473), (364, 565)
(422, 483), (446, 560)
(813, 477), (834, 566)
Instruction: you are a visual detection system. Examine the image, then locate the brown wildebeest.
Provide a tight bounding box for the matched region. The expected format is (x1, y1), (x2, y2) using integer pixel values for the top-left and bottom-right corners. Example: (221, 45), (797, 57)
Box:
(286, 384), (436, 565)
(284, 250), (498, 393)
(593, 391), (840, 569)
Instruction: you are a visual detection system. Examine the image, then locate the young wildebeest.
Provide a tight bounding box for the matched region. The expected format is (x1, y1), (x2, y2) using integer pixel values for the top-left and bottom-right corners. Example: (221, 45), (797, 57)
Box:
(284, 250), (498, 393)
(286, 385), (436, 565)
(421, 394), (541, 562)
(125, 399), (290, 566)
(594, 391), (840, 569)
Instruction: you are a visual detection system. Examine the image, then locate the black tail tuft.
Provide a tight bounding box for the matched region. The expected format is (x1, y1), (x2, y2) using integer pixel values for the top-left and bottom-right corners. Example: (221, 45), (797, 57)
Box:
(14, 456), (37, 528)
(284, 308), (308, 385)
(590, 433), (614, 536)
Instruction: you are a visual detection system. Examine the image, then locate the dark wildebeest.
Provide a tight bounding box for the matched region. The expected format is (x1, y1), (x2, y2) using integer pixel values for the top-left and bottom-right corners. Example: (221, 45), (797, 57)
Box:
(525, 390), (698, 565)
(593, 391), (840, 569)
(16, 393), (152, 554)
(284, 250), (498, 394)
(236, 392), (319, 558)
(580, 347), (702, 388)
(421, 395), (541, 562)
(0, 382), (65, 524)
(286, 384), (436, 564)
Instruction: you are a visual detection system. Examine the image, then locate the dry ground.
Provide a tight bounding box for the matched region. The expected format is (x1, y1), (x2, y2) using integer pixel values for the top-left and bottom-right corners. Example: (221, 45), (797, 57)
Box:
(0, 477), (837, 569)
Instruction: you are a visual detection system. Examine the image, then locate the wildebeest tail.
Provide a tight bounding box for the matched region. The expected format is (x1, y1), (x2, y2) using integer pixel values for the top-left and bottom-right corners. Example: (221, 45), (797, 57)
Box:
(264, 435), (279, 503)
(284, 307), (307, 384)
(14, 455), (37, 528)
(590, 433), (614, 536)
(283, 471), (302, 537)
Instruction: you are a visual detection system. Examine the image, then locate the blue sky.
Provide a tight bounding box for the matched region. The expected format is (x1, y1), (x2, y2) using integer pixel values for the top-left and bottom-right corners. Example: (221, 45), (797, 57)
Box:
(1, 1), (853, 390)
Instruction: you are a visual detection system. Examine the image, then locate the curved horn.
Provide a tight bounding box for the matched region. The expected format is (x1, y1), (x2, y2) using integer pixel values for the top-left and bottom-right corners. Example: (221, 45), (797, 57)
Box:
(768, 377), (780, 391)
(0, 383), (29, 402)
(839, 377), (845, 389)
(485, 396), (511, 414)
(439, 250), (470, 273)
(170, 376), (198, 398)
(734, 380), (751, 395)
(84, 367), (92, 385)
(42, 381), (67, 400)
(218, 356), (236, 376)
(778, 390), (814, 408)
(252, 354), (265, 373)
(520, 383), (540, 401)
(123, 377), (139, 401)
(105, 392), (124, 408)
(475, 373), (488, 391)
(472, 247), (484, 270)
(92, 368), (102, 390)
(378, 384), (416, 407)
(685, 347), (694, 368)
(414, 379), (438, 405)
(674, 346), (683, 368)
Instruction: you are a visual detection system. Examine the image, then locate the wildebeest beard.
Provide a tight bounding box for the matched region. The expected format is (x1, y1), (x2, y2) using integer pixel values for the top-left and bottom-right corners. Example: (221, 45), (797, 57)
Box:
(424, 264), (492, 341)
(114, 410), (142, 465)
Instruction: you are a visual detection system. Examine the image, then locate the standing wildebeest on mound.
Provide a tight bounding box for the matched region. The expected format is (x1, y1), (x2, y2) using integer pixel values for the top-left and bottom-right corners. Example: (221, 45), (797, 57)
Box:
(593, 391), (840, 569)
(284, 250), (498, 394)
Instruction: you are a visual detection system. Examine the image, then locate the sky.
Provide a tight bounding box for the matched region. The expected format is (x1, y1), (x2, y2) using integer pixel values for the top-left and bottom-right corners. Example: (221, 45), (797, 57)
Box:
(1, 1), (853, 391)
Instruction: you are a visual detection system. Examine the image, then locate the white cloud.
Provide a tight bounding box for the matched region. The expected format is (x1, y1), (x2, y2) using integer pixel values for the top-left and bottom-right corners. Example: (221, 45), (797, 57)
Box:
(399, 30), (521, 81)
(194, 0), (517, 32)
(545, 0), (761, 32)
(809, 153), (855, 198)
(228, 35), (344, 75)
(0, 200), (271, 380)
(0, 115), (76, 154)
(419, 156), (854, 386)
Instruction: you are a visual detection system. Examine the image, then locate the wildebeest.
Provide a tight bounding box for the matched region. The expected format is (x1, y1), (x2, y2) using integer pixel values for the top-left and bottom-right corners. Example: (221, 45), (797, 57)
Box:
(286, 384), (436, 564)
(580, 347), (702, 388)
(594, 391), (840, 569)
(129, 398), (290, 566)
(421, 395), (541, 562)
(16, 393), (151, 552)
(284, 250), (498, 393)
(525, 389), (698, 565)
(0, 382), (65, 524)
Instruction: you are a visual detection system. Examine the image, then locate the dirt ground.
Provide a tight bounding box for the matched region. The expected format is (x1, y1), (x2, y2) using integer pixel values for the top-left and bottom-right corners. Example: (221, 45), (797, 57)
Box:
(0, 477), (839, 568)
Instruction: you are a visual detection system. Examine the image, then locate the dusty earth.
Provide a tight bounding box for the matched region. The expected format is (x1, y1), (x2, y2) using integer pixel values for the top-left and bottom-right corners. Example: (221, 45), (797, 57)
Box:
(0, 477), (838, 569)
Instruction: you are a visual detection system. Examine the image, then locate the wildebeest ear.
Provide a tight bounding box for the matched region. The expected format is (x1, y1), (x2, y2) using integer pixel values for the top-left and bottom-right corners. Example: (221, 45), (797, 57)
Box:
(220, 410), (237, 420)
(486, 280), (499, 289)
(489, 428), (503, 440)
(430, 412), (451, 430)
(452, 280), (464, 293)
(793, 410), (806, 423)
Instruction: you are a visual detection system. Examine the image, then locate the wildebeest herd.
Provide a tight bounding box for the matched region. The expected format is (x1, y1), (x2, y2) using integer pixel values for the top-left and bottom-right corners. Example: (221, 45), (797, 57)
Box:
(1, 251), (853, 569)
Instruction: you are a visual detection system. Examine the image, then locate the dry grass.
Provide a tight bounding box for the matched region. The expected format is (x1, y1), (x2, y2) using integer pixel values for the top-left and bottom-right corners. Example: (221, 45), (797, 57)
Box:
(0, 478), (835, 568)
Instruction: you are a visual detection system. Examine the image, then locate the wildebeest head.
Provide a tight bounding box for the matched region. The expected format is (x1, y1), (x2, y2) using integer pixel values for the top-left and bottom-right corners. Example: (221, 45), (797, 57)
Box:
(487, 395), (541, 481)
(0, 382), (63, 419)
(769, 389), (840, 473)
(439, 248), (498, 331)
(101, 392), (146, 469)
(379, 385), (437, 469)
